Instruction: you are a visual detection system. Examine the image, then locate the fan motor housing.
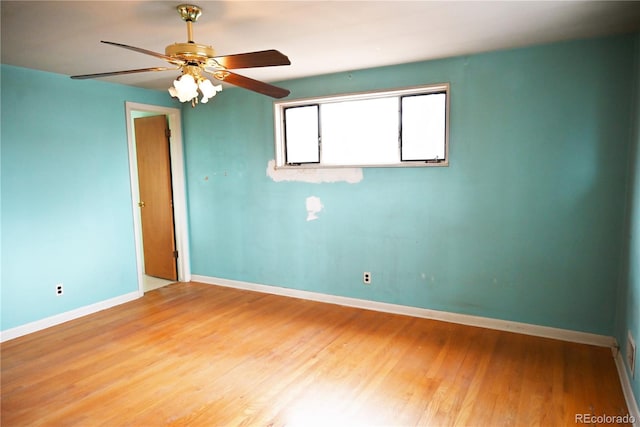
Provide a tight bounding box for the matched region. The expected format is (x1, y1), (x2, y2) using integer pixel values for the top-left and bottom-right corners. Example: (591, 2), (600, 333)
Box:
(165, 42), (215, 62)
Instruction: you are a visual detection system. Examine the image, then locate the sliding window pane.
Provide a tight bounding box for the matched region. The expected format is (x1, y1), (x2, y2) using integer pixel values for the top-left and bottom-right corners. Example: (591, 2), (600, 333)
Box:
(402, 93), (446, 161)
(321, 97), (399, 166)
(284, 105), (319, 164)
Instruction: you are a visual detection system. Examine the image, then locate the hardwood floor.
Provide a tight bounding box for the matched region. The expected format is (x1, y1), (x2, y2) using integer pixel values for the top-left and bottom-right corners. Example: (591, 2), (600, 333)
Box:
(1, 282), (631, 426)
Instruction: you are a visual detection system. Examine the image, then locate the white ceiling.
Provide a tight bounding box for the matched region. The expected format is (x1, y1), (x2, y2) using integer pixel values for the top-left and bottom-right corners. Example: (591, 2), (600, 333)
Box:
(2, 1), (639, 92)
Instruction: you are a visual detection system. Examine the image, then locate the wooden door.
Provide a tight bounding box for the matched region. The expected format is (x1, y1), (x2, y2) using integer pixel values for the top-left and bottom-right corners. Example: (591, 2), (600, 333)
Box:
(134, 116), (178, 281)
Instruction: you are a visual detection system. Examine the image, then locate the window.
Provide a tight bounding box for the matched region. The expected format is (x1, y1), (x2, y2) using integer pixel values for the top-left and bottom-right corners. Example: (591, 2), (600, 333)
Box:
(274, 83), (449, 168)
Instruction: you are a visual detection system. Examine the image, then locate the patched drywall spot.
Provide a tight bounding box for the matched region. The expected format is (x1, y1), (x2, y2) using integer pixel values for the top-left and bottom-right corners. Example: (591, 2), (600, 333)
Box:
(306, 196), (324, 221)
(266, 159), (363, 184)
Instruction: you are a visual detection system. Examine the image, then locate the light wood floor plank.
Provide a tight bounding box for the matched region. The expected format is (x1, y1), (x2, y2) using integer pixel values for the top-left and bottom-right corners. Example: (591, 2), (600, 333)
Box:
(1, 282), (631, 426)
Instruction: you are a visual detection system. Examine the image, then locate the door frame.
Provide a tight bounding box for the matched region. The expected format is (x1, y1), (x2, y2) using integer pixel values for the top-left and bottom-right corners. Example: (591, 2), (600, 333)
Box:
(125, 102), (191, 294)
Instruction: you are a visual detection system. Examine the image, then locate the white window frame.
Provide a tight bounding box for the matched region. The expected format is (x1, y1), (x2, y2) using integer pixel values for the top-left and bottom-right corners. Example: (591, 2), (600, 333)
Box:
(273, 83), (450, 168)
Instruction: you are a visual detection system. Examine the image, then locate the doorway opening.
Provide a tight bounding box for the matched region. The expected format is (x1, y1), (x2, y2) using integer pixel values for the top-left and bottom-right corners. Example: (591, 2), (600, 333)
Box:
(125, 102), (190, 293)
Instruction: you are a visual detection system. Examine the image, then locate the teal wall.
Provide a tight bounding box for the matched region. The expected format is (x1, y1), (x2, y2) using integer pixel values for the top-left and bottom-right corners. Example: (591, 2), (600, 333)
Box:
(1, 64), (175, 330)
(616, 33), (640, 410)
(184, 34), (636, 336)
(1, 33), (637, 349)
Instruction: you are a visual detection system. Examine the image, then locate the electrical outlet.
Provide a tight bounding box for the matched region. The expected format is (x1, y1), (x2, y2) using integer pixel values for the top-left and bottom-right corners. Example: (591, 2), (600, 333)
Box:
(55, 283), (64, 296)
(363, 272), (371, 284)
(627, 331), (636, 379)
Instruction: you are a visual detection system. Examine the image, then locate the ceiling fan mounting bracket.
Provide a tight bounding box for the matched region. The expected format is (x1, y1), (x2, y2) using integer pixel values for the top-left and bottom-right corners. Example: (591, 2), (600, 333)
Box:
(177, 4), (202, 22)
(167, 3), (215, 63)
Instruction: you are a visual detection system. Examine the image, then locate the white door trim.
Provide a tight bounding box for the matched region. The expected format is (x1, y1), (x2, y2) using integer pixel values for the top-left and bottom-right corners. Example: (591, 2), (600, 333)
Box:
(125, 102), (191, 293)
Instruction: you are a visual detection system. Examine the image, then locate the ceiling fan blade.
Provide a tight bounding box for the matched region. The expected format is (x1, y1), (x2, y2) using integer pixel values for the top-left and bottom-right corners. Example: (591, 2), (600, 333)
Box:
(71, 66), (180, 80)
(211, 71), (290, 99)
(101, 41), (185, 66)
(212, 50), (291, 69)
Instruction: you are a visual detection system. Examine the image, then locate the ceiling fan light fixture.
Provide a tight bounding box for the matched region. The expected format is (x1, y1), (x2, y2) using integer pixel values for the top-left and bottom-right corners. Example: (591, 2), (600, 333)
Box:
(169, 68), (222, 106)
(169, 73), (198, 103)
(198, 78), (222, 103)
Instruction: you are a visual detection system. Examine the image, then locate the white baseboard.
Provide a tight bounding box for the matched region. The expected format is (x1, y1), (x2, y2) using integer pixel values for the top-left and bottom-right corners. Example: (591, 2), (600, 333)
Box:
(614, 348), (640, 426)
(191, 275), (616, 348)
(0, 290), (142, 343)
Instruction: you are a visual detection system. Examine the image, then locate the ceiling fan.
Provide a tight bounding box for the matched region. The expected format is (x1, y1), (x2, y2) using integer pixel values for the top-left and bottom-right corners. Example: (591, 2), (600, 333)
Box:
(71, 4), (291, 105)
